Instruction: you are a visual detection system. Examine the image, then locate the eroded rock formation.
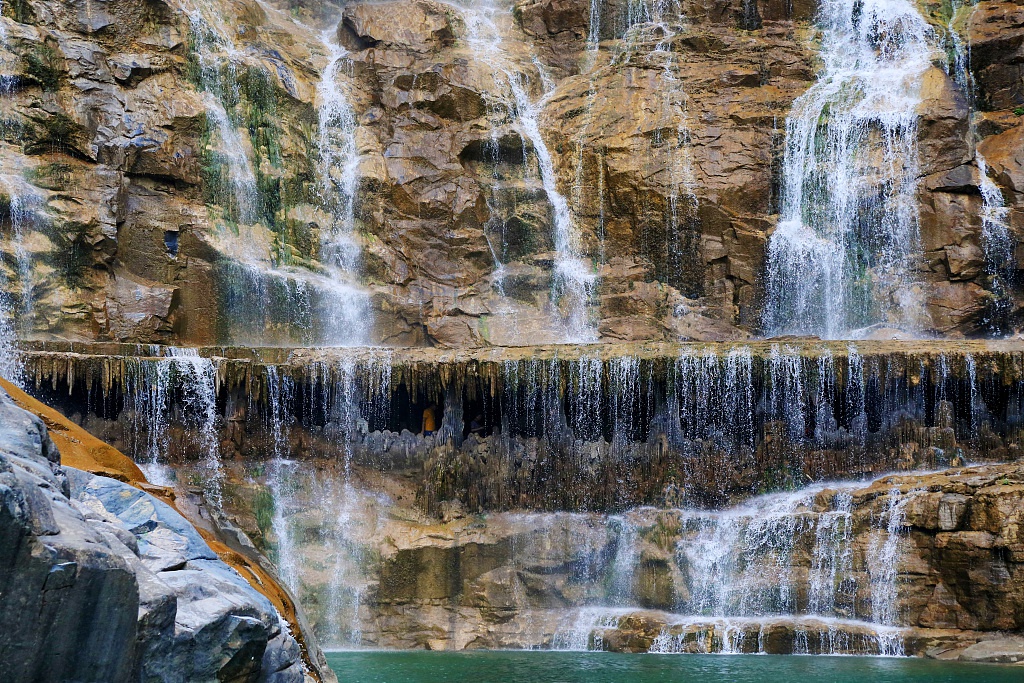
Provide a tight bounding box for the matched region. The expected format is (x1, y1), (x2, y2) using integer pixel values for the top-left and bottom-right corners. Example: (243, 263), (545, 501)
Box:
(0, 0), (1019, 346)
(216, 458), (1024, 658)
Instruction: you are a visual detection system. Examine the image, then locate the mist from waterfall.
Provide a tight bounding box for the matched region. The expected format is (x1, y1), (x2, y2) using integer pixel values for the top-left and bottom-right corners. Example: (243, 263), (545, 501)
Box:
(764, 0), (933, 338)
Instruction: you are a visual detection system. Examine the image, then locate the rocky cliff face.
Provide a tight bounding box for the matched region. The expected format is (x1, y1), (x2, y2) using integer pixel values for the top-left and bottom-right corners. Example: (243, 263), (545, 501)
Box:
(0, 384), (322, 682)
(0, 0), (1020, 347)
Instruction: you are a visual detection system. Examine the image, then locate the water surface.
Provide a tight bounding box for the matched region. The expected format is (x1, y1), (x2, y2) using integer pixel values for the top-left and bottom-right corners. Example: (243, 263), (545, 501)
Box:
(326, 651), (1020, 683)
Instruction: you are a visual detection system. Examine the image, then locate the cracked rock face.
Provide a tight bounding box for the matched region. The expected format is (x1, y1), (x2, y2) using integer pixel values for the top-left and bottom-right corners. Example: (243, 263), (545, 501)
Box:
(0, 0), (1019, 347)
(0, 385), (307, 683)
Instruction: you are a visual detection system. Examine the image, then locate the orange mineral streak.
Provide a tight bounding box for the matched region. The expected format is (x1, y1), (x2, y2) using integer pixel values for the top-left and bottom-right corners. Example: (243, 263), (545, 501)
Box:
(0, 378), (322, 682)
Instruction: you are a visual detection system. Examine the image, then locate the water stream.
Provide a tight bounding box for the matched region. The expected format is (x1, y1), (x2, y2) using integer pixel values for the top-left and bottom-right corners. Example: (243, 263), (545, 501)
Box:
(124, 347), (225, 506)
(457, 0), (597, 342)
(313, 35), (372, 344)
(186, 2), (373, 345)
(942, 0), (1016, 334)
(765, 0), (934, 338)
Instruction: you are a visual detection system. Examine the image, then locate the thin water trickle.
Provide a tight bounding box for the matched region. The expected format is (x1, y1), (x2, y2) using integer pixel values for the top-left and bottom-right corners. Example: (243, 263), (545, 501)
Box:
(977, 153), (1014, 331)
(943, 0), (1015, 334)
(314, 35), (372, 344)
(456, 0), (597, 342)
(123, 349), (225, 506)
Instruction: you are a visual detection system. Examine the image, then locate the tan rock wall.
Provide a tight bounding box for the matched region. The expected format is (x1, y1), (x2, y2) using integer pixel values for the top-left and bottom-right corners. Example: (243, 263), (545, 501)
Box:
(0, 0), (1021, 345)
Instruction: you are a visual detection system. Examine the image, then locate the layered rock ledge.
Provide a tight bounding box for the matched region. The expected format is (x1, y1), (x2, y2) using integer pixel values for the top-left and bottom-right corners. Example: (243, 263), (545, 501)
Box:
(17, 339), (1024, 510)
(214, 458), (1024, 657)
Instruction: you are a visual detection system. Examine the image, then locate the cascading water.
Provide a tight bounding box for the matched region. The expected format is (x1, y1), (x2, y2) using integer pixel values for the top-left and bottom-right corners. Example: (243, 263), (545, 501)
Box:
(262, 352), (393, 646)
(0, 174), (43, 381)
(265, 365), (299, 590)
(551, 479), (918, 655)
(186, 7), (260, 224)
(185, 3), (373, 345)
(866, 486), (913, 655)
(978, 154), (1013, 330)
(123, 348), (225, 506)
(0, 285), (17, 383)
(311, 36), (372, 344)
(765, 0), (934, 338)
(457, 0), (597, 342)
(943, 0), (1015, 334)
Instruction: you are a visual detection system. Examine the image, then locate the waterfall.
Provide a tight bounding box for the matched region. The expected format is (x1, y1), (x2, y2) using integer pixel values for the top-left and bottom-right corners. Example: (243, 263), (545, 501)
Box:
(0, 286), (17, 383)
(866, 487), (914, 655)
(765, 0), (934, 338)
(186, 2), (287, 342)
(263, 352), (393, 647)
(0, 166), (55, 383)
(606, 514), (640, 604)
(543, 477), (919, 655)
(457, 0), (597, 342)
(807, 490), (854, 614)
(977, 153), (1014, 332)
(552, 478), (919, 655)
(0, 175), (42, 380)
(165, 349), (225, 507)
(313, 36), (372, 345)
(183, 3), (379, 344)
(186, 7), (261, 224)
(123, 349), (225, 506)
(679, 488), (822, 617)
(265, 366), (299, 590)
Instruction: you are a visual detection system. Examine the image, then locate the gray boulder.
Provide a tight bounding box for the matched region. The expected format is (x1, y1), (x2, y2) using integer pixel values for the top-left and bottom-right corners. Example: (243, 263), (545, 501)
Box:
(0, 386), (140, 682)
(958, 636), (1024, 664)
(0, 386), (309, 682)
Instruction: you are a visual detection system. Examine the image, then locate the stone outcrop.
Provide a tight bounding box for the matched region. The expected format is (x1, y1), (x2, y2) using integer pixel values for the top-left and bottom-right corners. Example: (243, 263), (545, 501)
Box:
(213, 458), (1024, 657)
(0, 0), (1020, 346)
(0, 384), (139, 681)
(0, 383), (329, 682)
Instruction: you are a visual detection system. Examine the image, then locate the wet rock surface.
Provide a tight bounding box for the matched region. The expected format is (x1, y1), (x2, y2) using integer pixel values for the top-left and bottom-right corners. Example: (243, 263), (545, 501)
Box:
(0, 0), (1019, 345)
(215, 460), (1024, 655)
(24, 339), (1024, 511)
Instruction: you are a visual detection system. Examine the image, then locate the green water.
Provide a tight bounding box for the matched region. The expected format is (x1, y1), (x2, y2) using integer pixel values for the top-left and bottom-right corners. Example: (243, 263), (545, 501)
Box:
(326, 651), (1022, 683)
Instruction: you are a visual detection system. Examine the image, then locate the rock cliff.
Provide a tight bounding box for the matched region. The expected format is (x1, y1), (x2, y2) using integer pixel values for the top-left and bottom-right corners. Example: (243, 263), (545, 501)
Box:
(216, 457), (1024, 658)
(0, 0), (1019, 346)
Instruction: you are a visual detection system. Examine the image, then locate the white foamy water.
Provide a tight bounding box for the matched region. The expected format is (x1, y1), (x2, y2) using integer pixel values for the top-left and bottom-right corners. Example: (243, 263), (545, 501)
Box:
(314, 35), (372, 344)
(765, 0), (934, 338)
